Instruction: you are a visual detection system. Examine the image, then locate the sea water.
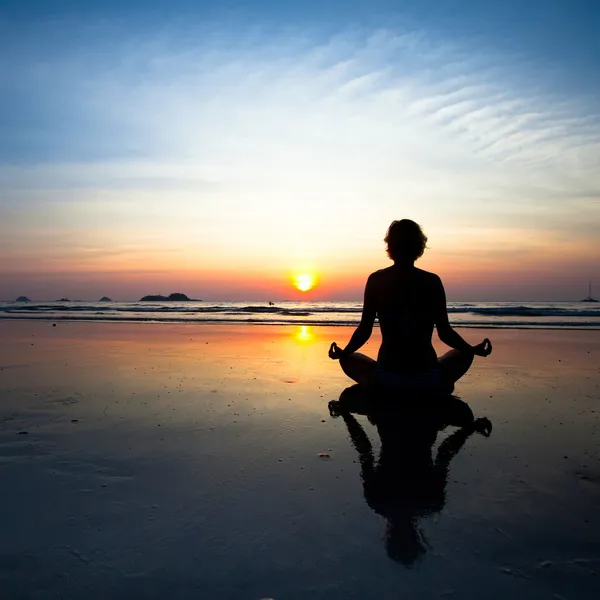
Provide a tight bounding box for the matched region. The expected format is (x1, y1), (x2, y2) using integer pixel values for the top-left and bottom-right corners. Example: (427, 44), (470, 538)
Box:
(1, 300), (599, 329)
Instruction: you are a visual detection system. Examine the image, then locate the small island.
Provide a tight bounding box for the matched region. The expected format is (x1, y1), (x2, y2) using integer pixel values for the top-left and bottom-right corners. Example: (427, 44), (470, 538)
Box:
(15, 296), (31, 302)
(139, 293), (196, 301)
(98, 297), (112, 302)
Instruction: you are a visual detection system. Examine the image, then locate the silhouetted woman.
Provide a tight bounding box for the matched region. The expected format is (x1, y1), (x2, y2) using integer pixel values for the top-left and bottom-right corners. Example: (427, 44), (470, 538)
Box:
(329, 219), (492, 394)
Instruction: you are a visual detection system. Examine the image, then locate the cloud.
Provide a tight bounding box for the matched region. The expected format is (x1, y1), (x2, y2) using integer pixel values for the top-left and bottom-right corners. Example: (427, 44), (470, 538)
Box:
(1, 20), (599, 299)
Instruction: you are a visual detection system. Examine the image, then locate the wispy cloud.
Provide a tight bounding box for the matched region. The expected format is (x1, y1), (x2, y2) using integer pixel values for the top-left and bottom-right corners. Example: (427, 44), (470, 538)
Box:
(1, 20), (599, 299)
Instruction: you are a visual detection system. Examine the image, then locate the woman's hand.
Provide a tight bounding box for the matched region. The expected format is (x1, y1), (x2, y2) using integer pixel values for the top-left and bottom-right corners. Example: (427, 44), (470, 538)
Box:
(329, 342), (345, 360)
(472, 338), (492, 357)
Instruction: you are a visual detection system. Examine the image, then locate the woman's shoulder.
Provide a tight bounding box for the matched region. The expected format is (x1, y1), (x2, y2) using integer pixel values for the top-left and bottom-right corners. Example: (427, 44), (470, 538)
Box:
(413, 267), (442, 284)
(368, 266), (441, 282)
(366, 266), (390, 282)
(370, 266), (395, 277)
(368, 267), (443, 296)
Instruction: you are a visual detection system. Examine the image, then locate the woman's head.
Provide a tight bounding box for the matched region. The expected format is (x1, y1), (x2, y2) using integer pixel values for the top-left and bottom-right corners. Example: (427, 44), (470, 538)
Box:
(384, 219), (427, 263)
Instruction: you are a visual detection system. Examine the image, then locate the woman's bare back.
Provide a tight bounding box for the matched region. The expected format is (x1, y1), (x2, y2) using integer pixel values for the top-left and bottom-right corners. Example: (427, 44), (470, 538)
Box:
(369, 265), (442, 375)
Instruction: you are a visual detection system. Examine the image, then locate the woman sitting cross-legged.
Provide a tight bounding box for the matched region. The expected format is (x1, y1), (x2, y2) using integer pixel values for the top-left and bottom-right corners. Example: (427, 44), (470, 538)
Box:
(329, 219), (492, 395)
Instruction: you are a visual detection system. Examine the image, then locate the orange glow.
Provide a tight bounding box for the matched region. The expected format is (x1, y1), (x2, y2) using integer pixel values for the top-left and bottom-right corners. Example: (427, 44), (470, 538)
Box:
(293, 273), (316, 292)
(294, 325), (315, 343)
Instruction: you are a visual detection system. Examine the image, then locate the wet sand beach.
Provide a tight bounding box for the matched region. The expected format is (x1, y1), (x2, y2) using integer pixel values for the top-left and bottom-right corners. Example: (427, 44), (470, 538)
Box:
(1, 321), (599, 599)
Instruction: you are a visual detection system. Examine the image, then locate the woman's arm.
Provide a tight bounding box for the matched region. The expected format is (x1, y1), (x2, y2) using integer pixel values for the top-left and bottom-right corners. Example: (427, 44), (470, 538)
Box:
(330, 274), (377, 359)
(433, 277), (492, 356)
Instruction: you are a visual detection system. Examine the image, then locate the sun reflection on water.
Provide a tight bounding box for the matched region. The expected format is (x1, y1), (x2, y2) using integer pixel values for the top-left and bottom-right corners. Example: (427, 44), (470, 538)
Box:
(294, 325), (315, 343)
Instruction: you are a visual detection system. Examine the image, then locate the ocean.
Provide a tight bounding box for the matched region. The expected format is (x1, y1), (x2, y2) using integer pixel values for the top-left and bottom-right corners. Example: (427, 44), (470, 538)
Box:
(1, 300), (599, 329)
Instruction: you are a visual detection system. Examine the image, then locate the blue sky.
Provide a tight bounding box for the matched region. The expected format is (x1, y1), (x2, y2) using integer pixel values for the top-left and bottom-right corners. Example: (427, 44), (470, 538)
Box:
(0, 0), (599, 300)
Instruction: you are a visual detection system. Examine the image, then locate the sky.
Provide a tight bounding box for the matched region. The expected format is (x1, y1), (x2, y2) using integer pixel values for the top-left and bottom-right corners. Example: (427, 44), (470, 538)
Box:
(1, 0), (599, 301)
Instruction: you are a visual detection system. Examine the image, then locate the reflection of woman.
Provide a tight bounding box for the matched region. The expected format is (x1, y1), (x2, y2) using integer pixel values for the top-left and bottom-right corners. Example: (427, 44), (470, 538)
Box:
(329, 219), (492, 394)
(329, 386), (492, 566)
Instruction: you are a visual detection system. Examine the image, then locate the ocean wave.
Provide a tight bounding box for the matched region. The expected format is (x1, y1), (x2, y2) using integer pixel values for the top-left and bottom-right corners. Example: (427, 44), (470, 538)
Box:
(0, 313), (598, 329)
(448, 305), (600, 317)
(2, 302), (599, 318)
(0, 300), (598, 330)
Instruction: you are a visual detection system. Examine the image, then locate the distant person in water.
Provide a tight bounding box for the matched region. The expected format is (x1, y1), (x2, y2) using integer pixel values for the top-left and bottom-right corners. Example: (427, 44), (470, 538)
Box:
(329, 219), (492, 394)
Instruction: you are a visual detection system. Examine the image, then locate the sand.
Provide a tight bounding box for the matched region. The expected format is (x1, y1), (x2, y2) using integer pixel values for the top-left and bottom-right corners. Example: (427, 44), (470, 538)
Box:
(0, 321), (599, 599)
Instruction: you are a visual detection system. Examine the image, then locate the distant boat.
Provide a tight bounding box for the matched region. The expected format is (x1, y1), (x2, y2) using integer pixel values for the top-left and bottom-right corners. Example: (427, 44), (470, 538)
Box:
(581, 281), (598, 303)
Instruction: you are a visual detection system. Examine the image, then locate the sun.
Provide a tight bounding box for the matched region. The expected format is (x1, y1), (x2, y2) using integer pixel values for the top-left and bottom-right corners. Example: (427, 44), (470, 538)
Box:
(293, 273), (316, 292)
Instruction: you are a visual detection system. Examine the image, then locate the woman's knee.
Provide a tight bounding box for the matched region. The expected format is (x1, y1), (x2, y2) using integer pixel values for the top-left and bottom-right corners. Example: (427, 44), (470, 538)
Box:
(339, 352), (377, 386)
(339, 352), (363, 378)
(461, 348), (474, 369)
(339, 352), (354, 377)
(438, 348), (475, 385)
